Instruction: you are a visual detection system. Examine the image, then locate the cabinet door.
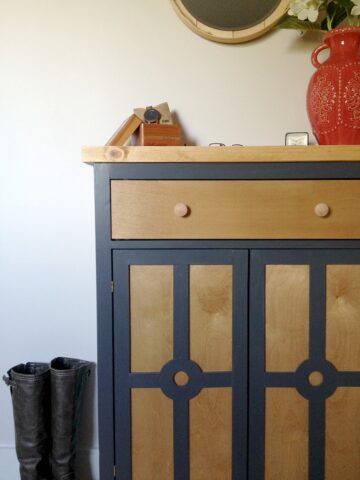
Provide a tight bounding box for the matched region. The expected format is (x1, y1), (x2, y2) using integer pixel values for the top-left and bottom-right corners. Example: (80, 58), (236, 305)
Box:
(113, 250), (248, 480)
(250, 250), (360, 480)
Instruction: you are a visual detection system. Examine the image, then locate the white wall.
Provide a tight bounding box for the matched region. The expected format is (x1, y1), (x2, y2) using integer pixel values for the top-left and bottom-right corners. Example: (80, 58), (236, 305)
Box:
(0, 1), (322, 478)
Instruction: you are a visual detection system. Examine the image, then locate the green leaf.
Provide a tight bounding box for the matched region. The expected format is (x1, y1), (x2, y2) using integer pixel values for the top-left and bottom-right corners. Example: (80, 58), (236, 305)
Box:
(332, 0), (354, 9)
(329, 5), (349, 29)
(332, 9), (348, 28)
(320, 2), (348, 30)
(326, 2), (338, 15)
(275, 15), (325, 31)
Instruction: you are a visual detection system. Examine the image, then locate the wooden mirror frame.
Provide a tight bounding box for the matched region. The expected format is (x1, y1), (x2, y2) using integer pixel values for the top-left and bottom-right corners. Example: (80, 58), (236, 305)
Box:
(171, 0), (289, 44)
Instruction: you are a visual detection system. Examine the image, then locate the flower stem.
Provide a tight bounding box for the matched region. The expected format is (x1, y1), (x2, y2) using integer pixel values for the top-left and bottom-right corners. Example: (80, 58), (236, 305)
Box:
(327, 14), (332, 30)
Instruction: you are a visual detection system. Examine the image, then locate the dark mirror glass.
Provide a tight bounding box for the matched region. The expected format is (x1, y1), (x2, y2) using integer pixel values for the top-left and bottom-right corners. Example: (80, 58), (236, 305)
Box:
(181, 0), (282, 30)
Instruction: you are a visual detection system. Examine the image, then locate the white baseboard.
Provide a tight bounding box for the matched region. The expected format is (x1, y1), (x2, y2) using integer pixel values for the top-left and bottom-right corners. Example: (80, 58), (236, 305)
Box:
(0, 445), (99, 480)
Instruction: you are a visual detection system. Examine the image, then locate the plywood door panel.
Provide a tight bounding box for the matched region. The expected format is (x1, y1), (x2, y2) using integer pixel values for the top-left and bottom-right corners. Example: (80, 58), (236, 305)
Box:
(325, 388), (360, 480)
(326, 265), (360, 371)
(190, 388), (232, 480)
(132, 389), (173, 480)
(265, 265), (309, 372)
(190, 265), (232, 371)
(130, 266), (173, 372)
(265, 388), (308, 480)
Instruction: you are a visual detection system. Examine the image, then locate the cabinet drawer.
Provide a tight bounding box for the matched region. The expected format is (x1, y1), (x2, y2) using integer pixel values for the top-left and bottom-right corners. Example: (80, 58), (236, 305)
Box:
(111, 180), (360, 239)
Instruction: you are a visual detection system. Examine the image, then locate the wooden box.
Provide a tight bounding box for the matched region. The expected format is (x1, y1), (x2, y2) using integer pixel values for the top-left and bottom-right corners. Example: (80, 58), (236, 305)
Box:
(138, 123), (181, 146)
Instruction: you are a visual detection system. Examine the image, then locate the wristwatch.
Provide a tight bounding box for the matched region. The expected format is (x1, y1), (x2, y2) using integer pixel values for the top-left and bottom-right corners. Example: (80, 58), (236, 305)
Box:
(143, 106), (161, 124)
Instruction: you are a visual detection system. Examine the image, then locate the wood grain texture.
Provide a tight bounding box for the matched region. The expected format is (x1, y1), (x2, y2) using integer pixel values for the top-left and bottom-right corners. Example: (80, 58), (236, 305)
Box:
(190, 265), (232, 371)
(326, 265), (360, 371)
(265, 265), (309, 372)
(105, 114), (142, 146)
(174, 371), (189, 386)
(130, 266), (173, 372)
(190, 388), (232, 480)
(82, 145), (360, 164)
(265, 388), (308, 480)
(138, 123), (181, 146)
(325, 388), (360, 480)
(132, 389), (173, 480)
(308, 371), (323, 386)
(111, 180), (360, 239)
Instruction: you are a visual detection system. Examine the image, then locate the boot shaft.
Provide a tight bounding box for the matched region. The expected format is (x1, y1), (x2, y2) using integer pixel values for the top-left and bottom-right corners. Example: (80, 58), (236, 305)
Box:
(50, 357), (91, 480)
(4, 363), (51, 480)
(4, 358), (91, 480)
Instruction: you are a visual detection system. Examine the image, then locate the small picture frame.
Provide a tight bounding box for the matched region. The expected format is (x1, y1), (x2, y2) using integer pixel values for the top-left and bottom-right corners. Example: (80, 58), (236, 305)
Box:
(285, 132), (309, 146)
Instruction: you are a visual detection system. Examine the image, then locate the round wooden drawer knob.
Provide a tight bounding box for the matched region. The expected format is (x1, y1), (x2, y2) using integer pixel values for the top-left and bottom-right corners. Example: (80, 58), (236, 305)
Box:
(315, 203), (330, 217)
(174, 203), (189, 217)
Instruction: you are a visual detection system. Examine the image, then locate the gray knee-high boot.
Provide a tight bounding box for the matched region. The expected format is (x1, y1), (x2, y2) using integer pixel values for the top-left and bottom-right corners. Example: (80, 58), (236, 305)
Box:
(3, 363), (51, 480)
(50, 357), (91, 480)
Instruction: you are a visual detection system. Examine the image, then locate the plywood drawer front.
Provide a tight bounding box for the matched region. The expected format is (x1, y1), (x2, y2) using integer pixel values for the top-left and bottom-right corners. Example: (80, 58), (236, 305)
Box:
(111, 180), (360, 239)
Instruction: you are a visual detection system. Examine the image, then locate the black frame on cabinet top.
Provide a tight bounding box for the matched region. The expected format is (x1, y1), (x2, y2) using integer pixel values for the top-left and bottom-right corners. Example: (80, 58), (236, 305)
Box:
(95, 161), (360, 180)
(92, 160), (360, 480)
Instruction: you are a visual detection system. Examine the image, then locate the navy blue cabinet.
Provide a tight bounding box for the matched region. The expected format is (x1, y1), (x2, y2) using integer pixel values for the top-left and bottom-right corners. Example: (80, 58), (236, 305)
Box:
(88, 150), (360, 480)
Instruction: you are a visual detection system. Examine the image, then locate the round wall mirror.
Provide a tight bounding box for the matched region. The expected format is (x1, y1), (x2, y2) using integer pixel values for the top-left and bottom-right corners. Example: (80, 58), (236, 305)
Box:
(171, 0), (289, 44)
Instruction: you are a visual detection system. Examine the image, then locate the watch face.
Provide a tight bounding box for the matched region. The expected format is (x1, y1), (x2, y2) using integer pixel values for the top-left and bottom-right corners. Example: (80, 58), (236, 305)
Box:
(144, 108), (161, 124)
(285, 132), (309, 146)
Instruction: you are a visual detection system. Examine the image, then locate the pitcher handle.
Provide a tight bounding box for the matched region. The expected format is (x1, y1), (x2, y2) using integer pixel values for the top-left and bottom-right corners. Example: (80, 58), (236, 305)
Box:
(311, 43), (328, 68)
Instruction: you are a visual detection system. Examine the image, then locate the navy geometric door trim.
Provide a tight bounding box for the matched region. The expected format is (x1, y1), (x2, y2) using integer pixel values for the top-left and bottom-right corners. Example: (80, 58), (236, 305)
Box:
(249, 249), (360, 480)
(113, 249), (248, 480)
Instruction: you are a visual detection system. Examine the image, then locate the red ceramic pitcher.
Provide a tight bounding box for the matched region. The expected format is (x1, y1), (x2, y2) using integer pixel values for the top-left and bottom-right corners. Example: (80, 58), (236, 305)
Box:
(307, 27), (360, 145)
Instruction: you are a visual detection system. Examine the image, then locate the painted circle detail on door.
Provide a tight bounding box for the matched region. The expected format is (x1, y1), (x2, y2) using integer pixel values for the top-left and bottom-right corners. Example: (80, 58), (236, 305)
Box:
(160, 359), (204, 400)
(295, 359), (338, 400)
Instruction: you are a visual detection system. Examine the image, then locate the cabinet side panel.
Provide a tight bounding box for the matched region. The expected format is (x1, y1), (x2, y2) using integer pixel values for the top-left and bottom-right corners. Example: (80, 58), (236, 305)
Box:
(130, 266), (173, 372)
(190, 265), (232, 371)
(326, 265), (360, 370)
(189, 388), (232, 480)
(265, 388), (308, 480)
(265, 265), (309, 372)
(325, 388), (360, 480)
(132, 389), (173, 480)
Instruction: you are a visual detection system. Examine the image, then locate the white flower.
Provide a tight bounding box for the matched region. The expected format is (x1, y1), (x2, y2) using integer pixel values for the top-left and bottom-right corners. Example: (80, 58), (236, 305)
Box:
(351, 0), (360, 16)
(288, 0), (323, 22)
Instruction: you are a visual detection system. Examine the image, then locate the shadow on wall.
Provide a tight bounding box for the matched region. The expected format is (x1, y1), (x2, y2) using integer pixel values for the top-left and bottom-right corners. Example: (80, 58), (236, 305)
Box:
(286, 30), (323, 53)
(172, 111), (197, 146)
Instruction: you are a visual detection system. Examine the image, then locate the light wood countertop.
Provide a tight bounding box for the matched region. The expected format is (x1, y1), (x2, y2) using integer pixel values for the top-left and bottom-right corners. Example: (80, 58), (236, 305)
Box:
(82, 145), (360, 164)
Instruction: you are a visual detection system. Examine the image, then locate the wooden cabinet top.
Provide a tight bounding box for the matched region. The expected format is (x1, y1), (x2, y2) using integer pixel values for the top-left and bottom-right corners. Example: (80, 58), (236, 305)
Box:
(82, 145), (360, 164)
